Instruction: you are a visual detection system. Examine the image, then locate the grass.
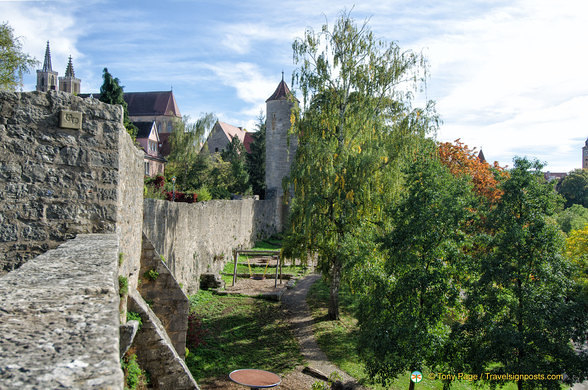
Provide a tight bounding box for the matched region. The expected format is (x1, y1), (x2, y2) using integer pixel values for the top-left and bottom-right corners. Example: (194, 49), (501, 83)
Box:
(220, 237), (310, 286)
(186, 290), (304, 384)
(307, 280), (522, 390)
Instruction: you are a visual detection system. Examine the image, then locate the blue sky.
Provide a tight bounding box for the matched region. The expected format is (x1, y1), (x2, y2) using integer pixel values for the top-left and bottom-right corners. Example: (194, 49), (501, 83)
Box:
(3, 0), (587, 172)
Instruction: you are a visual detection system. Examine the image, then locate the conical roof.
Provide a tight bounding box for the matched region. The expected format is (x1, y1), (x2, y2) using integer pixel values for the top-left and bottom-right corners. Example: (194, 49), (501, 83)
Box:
(64, 56), (75, 77)
(478, 149), (486, 163)
(42, 41), (53, 72)
(266, 74), (297, 102)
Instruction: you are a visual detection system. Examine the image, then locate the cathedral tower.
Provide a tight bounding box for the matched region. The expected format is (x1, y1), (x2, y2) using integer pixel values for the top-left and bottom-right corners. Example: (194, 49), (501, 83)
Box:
(59, 56), (81, 94)
(265, 75), (298, 230)
(36, 41), (58, 92)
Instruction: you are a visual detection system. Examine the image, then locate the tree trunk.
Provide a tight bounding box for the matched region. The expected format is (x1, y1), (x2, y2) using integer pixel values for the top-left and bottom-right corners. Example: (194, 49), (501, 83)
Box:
(408, 376), (415, 390)
(328, 261), (342, 320)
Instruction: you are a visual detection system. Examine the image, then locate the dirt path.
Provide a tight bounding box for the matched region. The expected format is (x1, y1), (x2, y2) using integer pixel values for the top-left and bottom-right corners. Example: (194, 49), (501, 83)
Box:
(199, 274), (365, 389)
(281, 274), (365, 389)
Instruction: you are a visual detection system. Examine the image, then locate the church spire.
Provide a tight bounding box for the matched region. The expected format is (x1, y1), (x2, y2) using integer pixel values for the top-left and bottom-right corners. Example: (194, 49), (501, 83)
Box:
(42, 41), (53, 72)
(59, 55), (81, 94)
(65, 56), (75, 77)
(36, 41), (58, 92)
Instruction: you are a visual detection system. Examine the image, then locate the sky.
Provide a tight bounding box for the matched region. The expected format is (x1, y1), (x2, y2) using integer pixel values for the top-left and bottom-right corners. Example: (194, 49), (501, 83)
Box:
(2, 0), (587, 172)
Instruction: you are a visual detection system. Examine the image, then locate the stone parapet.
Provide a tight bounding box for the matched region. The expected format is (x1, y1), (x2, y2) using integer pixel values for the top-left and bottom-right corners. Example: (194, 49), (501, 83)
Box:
(143, 198), (277, 295)
(0, 91), (143, 279)
(0, 234), (123, 389)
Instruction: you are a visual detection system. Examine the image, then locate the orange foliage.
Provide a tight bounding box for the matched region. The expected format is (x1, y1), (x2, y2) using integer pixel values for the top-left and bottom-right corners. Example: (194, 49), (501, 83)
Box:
(438, 139), (508, 203)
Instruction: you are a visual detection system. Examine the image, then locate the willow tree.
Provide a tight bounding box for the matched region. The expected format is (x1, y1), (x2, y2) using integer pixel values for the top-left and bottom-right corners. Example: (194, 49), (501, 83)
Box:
(284, 12), (438, 320)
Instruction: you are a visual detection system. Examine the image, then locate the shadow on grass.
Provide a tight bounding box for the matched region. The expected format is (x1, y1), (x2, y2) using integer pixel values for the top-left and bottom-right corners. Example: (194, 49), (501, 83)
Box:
(186, 293), (303, 382)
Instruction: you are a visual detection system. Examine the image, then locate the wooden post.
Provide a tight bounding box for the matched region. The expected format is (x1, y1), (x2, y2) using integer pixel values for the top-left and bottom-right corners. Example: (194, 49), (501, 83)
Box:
(232, 249), (238, 287)
(274, 255), (278, 288)
(279, 254), (282, 284)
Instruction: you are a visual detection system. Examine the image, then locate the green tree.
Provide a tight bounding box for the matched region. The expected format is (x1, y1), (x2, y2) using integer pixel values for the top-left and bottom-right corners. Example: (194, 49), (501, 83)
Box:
(284, 12), (437, 320)
(167, 113), (216, 189)
(99, 67), (138, 140)
(246, 113), (266, 198)
(356, 145), (474, 389)
(555, 203), (588, 234)
(456, 158), (587, 390)
(556, 169), (588, 208)
(221, 135), (251, 195)
(0, 22), (38, 91)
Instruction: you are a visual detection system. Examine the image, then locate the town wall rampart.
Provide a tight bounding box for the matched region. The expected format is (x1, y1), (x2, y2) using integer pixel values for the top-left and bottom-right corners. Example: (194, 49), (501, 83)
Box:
(143, 198), (277, 295)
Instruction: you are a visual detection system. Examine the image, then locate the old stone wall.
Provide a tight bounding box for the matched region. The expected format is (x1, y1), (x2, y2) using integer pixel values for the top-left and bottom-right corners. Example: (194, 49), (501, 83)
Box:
(143, 198), (277, 294)
(138, 233), (189, 358)
(0, 234), (123, 389)
(128, 291), (199, 390)
(0, 91), (143, 282)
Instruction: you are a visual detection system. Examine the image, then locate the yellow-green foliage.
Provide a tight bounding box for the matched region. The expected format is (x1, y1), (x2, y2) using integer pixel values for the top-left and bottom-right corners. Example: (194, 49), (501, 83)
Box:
(566, 224), (588, 287)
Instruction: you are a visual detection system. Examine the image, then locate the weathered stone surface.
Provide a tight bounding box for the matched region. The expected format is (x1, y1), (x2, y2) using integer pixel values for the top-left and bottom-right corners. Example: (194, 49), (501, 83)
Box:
(120, 320), (139, 358)
(143, 198), (277, 295)
(138, 234), (189, 358)
(0, 234), (123, 389)
(128, 292), (200, 390)
(0, 91), (143, 280)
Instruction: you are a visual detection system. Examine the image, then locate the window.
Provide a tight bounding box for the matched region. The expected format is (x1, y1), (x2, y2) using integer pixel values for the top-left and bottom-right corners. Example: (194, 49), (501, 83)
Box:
(144, 161), (150, 176)
(148, 140), (158, 153)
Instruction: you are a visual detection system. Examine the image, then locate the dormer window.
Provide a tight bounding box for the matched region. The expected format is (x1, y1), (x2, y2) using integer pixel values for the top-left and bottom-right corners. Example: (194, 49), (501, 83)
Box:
(148, 140), (158, 153)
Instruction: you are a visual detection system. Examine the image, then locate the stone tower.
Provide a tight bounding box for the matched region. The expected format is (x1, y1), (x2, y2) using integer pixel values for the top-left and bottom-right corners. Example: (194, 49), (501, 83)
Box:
(583, 138), (588, 169)
(59, 56), (81, 94)
(265, 75), (297, 230)
(36, 41), (58, 92)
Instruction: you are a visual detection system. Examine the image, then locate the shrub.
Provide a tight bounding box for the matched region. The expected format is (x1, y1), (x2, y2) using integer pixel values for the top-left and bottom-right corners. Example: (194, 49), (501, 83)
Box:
(195, 186), (212, 201)
(121, 353), (148, 390)
(118, 276), (128, 297)
(145, 269), (159, 281)
(186, 312), (208, 349)
(126, 311), (142, 330)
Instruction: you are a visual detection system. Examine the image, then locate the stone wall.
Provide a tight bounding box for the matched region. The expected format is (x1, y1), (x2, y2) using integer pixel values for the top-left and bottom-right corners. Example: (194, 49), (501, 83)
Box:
(143, 198), (277, 294)
(0, 234), (123, 389)
(128, 291), (199, 390)
(138, 233), (189, 358)
(0, 91), (143, 282)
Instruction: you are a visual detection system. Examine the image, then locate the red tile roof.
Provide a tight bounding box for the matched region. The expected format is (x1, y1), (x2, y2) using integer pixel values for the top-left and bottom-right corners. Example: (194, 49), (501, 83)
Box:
(243, 132), (254, 154)
(266, 80), (296, 102)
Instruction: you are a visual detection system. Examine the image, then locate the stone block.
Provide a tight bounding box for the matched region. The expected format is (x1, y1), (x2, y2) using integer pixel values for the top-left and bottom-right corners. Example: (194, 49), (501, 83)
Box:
(199, 273), (224, 290)
(120, 320), (139, 358)
(59, 110), (82, 130)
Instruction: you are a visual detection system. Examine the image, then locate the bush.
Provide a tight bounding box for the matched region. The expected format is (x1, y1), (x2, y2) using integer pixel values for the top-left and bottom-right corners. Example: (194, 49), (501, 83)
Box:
(121, 353), (148, 390)
(165, 190), (198, 203)
(195, 186), (212, 202)
(127, 311), (142, 330)
(118, 276), (128, 297)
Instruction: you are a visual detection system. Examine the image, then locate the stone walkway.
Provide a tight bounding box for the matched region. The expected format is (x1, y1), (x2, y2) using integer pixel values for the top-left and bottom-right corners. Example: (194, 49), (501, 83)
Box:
(281, 274), (365, 389)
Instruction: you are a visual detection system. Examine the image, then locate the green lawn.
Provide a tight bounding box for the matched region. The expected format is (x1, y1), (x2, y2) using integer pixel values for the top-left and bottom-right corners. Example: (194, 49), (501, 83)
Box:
(220, 237), (309, 286)
(186, 290), (304, 384)
(306, 279), (521, 390)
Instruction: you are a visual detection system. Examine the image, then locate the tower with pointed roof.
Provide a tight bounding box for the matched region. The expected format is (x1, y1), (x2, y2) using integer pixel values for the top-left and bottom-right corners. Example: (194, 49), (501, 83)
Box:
(265, 75), (298, 229)
(36, 41), (58, 92)
(59, 56), (81, 94)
